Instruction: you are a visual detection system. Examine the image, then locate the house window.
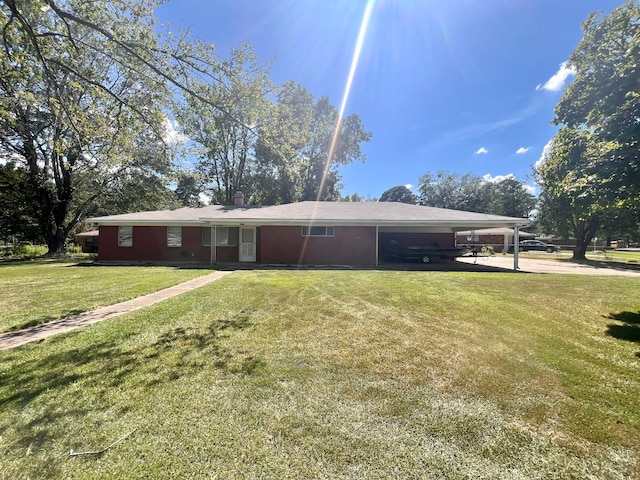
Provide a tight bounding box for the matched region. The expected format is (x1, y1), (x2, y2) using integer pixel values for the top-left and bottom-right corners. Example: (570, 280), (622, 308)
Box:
(215, 227), (239, 246)
(118, 226), (133, 247)
(301, 226), (335, 237)
(202, 227), (211, 246)
(167, 226), (182, 247)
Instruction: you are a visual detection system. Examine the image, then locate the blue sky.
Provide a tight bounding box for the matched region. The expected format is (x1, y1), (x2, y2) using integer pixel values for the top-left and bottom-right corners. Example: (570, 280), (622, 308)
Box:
(155, 0), (623, 199)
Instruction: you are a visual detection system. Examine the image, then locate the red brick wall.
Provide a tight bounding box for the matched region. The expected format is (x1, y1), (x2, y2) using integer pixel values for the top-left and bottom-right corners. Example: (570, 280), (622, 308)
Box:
(99, 225), (457, 265)
(216, 246), (239, 263)
(259, 226), (377, 266)
(98, 225), (210, 262)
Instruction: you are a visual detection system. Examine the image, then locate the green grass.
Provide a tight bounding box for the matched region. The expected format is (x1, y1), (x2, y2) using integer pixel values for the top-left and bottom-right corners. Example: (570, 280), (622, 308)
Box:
(0, 244), (49, 259)
(508, 249), (640, 267)
(1, 270), (639, 478)
(589, 249), (640, 264)
(543, 249), (640, 264)
(0, 260), (214, 333)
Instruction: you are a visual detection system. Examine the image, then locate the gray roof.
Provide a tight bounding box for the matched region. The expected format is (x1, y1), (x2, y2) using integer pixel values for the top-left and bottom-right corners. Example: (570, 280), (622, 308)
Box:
(88, 201), (530, 229)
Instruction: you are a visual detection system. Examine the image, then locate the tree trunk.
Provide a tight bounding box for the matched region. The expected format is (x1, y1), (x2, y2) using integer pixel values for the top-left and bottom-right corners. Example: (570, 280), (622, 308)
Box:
(35, 151), (77, 256)
(572, 238), (589, 260)
(38, 185), (69, 255)
(45, 228), (68, 255)
(572, 216), (600, 260)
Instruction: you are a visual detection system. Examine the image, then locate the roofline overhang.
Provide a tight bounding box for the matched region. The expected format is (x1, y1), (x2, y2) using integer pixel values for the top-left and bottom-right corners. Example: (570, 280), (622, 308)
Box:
(87, 219), (209, 226)
(198, 218), (530, 228)
(89, 217), (530, 228)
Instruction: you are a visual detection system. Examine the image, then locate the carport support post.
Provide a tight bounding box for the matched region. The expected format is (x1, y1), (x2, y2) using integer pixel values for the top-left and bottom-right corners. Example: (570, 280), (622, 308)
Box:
(375, 226), (379, 267)
(513, 226), (520, 270)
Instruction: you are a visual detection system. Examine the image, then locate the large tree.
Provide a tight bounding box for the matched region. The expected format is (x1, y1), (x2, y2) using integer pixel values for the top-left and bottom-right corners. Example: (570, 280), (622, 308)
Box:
(173, 169), (204, 208)
(488, 176), (536, 218)
(83, 172), (181, 219)
(0, 0), (232, 254)
(379, 185), (417, 204)
(254, 81), (371, 204)
(418, 171), (492, 212)
(537, 2), (640, 259)
(536, 128), (603, 256)
(176, 43), (273, 205)
(418, 170), (534, 217)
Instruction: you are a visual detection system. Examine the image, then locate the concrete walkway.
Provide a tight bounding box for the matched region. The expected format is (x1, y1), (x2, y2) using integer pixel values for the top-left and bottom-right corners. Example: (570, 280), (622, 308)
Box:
(0, 271), (233, 351)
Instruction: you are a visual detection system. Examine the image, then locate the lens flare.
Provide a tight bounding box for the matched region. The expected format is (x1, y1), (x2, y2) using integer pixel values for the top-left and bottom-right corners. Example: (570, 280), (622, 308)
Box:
(318, 0), (375, 201)
(299, 0), (375, 265)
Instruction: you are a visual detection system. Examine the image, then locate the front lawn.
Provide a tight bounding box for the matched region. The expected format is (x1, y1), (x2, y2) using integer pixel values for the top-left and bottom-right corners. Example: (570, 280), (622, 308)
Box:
(0, 270), (639, 478)
(506, 249), (640, 269)
(589, 249), (640, 264)
(0, 260), (213, 333)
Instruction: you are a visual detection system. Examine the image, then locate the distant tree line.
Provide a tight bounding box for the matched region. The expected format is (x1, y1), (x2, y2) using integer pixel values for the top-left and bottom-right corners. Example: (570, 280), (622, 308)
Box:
(376, 175), (535, 219)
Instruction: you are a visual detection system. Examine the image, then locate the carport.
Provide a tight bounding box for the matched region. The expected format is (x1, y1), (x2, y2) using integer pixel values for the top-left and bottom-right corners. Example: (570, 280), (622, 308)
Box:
(369, 207), (531, 270)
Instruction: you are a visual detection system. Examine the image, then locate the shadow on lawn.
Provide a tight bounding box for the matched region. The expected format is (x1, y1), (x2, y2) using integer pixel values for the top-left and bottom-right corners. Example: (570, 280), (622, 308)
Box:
(8, 309), (86, 332)
(0, 308), (260, 453)
(605, 310), (640, 358)
(560, 257), (640, 273)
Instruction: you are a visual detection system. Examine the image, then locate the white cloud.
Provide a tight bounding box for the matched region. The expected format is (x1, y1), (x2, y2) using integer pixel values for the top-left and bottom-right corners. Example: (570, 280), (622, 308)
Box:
(516, 147), (531, 154)
(482, 173), (537, 195)
(536, 61), (576, 92)
(404, 183), (413, 190)
(475, 147), (488, 154)
(535, 139), (554, 170)
(482, 173), (515, 183)
(162, 116), (188, 144)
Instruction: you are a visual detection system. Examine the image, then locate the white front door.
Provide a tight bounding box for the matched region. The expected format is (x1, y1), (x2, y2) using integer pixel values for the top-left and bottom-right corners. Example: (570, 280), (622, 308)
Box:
(239, 227), (256, 262)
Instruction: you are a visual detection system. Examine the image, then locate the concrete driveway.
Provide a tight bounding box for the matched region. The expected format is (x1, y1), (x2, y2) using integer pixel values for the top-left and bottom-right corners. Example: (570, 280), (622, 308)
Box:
(457, 254), (640, 276)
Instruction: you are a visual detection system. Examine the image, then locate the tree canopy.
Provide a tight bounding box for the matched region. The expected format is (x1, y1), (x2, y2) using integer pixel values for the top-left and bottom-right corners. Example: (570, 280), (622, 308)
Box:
(379, 186), (417, 204)
(0, 0), (205, 253)
(536, 1), (640, 258)
(418, 172), (490, 212)
(253, 81), (371, 204)
(0, 161), (41, 243)
(175, 43), (273, 205)
(418, 171), (535, 218)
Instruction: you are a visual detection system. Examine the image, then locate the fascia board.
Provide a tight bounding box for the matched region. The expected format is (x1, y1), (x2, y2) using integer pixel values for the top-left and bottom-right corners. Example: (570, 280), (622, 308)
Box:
(92, 217), (530, 228)
(199, 218), (531, 228)
(90, 220), (209, 227)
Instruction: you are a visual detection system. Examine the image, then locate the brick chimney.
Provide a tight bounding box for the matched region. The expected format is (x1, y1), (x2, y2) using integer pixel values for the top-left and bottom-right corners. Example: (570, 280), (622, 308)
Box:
(232, 191), (245, 206)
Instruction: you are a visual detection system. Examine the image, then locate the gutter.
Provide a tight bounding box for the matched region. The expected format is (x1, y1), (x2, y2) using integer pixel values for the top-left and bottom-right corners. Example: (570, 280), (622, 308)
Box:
(89, 218), (530, 229)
